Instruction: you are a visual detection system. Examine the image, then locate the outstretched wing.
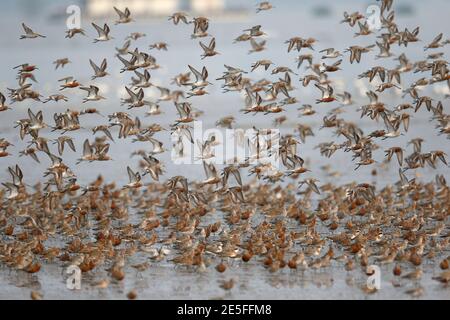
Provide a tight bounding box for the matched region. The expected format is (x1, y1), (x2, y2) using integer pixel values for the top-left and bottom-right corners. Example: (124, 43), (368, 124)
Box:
(188, 65), (202, 81)
(82, 139), (92, 156)
(114, 6), (126, 18)
(91, 22), (104, 36)
(127, 166), (136, 183)
(89, 59), (100, 73)
(100, 58), (107, 71)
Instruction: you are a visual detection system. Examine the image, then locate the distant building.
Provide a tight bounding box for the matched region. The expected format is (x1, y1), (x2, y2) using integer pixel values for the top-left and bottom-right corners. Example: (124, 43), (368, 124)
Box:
(85, 0), (226, 17)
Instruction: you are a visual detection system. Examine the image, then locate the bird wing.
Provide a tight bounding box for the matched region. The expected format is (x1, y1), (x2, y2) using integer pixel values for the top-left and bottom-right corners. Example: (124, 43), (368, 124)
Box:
(209, 37), (216, 50)
(125, 86), (138, 101)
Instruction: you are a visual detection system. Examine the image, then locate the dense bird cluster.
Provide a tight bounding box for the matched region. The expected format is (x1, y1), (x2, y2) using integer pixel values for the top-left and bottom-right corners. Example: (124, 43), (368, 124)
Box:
(0, 0), (450, 299)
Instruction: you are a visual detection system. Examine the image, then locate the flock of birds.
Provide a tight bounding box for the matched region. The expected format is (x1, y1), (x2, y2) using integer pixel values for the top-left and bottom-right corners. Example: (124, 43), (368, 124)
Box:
(0, 0), (450, 299)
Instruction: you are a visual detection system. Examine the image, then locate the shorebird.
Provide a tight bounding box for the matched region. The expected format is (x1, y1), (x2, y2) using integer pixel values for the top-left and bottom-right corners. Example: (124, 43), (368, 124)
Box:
(43, 94), (68, 103)
(168, 12), (189, 25)
(53, 58), (70, 70)
(0, 139), (13, 152)
(424, 33), (444, 50)
(285, 37), (313, 52)
(385, 147), (404, 166)
(354, 21), (372, 37)
(114, 7), (133, 24)
(123, 87), (148, 109)
(320, 60), (342, 73)
(191, 17), (209, 38)
(174, 102), (194, 124)
(53, 136), (76, 156)
(256, 2), (274, 13)
(115, 40), (131, 56)
(234, 33), (252, 43)
(131, 70), (152, 88)
(199, 37), (219, 59)
(0, 0), (450, 297)
(320, 48), (342, 59)
(345, 45), (375, 64)
(244, 25), (265, 37)
(80, 85), (105, 103)
(298, 178), (320, 194)
(187, 65), (210, 88)
(376, 41), (393, 58)
(13, 63), (38, 73)
(123, 167), (142, 189)
(117, 54), (139, 73)
(251, 59), (273, 72)
(59, 76), (80, 90)
(89, 58), (109, 80)
(172, 72), (191, 86)
(133, 135), (165, 155)
(200, 161), (221, 185)
(149, 42), (169, 51)
(0, 92), (10, 112)
(340, 11), (364, 27)
(92, 125), (114, 142)
(315, 84), (336, 103)
(337, 91), (353, 105)
(145, 103), (162, 116)
(249, 38), (266, 54)
(77, 139), (111, 163)
(65, 28), (86, 38)
(216, 116), (235, 129)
